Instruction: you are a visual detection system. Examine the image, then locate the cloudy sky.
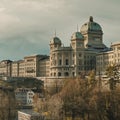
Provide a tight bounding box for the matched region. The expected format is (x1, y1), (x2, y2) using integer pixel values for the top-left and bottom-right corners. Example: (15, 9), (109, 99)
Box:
(0, 0), (119, 60)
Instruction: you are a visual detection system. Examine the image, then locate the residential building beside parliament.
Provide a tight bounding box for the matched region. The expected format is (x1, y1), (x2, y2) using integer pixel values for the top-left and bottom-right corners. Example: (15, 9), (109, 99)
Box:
(0, 16), (120, 79)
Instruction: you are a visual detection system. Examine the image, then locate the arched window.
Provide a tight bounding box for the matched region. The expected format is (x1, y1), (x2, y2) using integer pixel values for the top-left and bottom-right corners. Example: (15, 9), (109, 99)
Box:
(65, 59), (69, 65)
(54, 72), (56, 76)
(64, 72), (69, 76)
(59, 59), (62, 65)
(72, 72), (75, 76)
(58, 72), (61, 76)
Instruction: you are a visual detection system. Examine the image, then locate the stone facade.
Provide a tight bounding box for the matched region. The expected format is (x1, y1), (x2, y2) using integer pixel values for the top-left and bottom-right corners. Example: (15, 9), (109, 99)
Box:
(0, 55), (49, 78)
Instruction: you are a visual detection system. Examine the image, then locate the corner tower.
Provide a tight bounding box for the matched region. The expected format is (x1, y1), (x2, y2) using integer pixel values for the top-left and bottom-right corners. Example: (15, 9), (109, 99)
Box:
(80, 16), (106, 50)
(50, 36), (61, 52)
(71, 31), (84, 50)
(49, 36), (62, 77)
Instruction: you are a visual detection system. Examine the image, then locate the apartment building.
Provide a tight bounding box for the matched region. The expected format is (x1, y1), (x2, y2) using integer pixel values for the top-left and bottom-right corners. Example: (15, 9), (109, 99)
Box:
(96, 42), (120, 75)
(39, 57), (50, 77)
(24, 55), (39, 77)
(0, 55), (49, 78)
(15, 88), (34, 106)
(23, 55), (49, 77)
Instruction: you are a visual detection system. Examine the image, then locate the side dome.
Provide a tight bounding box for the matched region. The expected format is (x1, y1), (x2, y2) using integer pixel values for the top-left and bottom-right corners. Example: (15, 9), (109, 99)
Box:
(71, 32), (84, 40)
(80, 16), (102, 33)
(50, 36), (61, 44)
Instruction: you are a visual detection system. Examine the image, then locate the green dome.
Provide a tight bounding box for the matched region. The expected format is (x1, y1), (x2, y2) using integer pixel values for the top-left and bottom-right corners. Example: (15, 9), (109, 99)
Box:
(71, 32), (84, 40)
(80, 16), (102, 33)
(50, 36), (61, 44)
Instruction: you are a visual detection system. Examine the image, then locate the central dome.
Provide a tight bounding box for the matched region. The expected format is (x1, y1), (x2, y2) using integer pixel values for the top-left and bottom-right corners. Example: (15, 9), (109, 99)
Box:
(80, 16), (102, 33)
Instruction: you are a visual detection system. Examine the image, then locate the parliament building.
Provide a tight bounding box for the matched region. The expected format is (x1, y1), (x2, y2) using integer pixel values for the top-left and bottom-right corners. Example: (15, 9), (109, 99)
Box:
(0, 16), (119, 80)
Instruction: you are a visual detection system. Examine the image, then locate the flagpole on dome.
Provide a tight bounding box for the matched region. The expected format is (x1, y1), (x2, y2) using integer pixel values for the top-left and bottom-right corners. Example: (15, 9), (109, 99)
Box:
(54, 29), (56, 37)
(77, 24), (79, 32)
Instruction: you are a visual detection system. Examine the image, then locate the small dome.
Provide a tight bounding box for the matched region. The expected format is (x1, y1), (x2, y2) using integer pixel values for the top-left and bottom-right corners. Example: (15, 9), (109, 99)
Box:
(71, 32), (84, 40)
(80, 16), (102, 33)
(50, 36), (61, 44)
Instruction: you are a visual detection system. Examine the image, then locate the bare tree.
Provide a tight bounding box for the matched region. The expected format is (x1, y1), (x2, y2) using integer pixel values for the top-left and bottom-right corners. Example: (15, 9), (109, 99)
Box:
(0, 89), (16, 120)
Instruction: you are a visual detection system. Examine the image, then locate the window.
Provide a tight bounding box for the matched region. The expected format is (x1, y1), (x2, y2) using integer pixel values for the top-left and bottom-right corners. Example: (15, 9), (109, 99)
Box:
(72, 72), (75, 76)
(64, 72), (69, 76)
(65, 59), (69, 65)
(51, 73), (52, 76)
(54, 72), (56, 76)
(27, 59), (34, 62)
(58, 72), (61, 76)
(79, 53), (82, 57)
(59, 59), (62, 65)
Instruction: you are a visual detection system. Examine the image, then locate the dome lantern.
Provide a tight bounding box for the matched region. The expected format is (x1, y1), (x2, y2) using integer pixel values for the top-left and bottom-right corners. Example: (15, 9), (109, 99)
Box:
(89, 16), (93, 22)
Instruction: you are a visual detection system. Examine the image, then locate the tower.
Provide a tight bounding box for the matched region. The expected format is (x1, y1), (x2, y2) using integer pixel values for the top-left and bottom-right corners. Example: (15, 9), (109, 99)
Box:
(50, 36), (61, 52)
(49, 36), (62, 77)
(71, 31), (84, 50)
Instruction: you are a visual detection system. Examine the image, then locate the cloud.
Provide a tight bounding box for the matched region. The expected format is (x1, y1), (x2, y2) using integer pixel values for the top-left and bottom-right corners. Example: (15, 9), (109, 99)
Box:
(0, 0), (119, 60)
